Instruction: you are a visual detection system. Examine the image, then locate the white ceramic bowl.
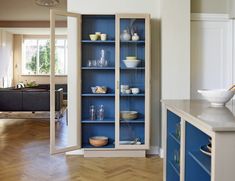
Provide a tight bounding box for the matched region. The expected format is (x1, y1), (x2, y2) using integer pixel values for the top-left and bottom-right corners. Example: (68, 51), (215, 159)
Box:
(131, 88), (140, 94)
(198, 89), (235, 107)
(123, 60), (140, 68)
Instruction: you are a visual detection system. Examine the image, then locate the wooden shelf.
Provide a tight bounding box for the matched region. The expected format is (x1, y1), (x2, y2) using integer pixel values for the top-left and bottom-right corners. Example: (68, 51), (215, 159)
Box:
(120, 40), (145, 44)
(82, 40), (115, 43)
(120, 67), (145, 70)
(82, 93), (115, 97)
(82, 67), (115, 70)
(120, 119), (145, 123)
(82, 119), (115, 124)
(82, 143), (115, 149)
(188, 151), (211, 176)
(120, 94), (145, 97)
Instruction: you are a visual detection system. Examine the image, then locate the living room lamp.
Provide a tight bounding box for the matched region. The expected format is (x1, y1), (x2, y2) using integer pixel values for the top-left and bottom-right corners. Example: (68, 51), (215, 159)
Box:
(35, 0), (60, 7)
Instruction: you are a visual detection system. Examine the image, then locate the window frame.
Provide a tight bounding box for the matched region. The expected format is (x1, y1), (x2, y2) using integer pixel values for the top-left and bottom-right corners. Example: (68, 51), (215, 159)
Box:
(21, 35), (67, 76)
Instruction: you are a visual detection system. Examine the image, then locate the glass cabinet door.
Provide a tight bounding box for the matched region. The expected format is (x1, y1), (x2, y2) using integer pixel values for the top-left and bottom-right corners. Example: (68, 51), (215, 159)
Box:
(50, 10), (81, 154)
(116, 14), (150, 149)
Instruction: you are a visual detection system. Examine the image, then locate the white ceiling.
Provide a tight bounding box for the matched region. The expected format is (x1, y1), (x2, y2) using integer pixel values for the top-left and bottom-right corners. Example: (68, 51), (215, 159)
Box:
(0, 0), (67, 20)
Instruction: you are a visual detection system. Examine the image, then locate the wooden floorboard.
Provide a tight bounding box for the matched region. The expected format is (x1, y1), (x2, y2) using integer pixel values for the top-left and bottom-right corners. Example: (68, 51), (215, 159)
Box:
(0, 118), (163, 181)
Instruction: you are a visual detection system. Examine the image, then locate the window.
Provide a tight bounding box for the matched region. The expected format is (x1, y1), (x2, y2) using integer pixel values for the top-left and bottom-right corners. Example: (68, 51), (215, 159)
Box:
(22, 37), (67, 75)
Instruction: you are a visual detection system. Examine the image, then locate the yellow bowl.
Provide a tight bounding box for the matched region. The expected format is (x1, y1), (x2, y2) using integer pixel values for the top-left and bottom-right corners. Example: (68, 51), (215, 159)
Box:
(126, 56), (137, 60)
(89, 34), (98, 41)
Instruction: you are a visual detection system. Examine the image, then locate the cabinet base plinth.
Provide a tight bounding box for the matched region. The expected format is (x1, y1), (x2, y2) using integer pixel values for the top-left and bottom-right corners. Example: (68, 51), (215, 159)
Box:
(84, 150), (146, 157)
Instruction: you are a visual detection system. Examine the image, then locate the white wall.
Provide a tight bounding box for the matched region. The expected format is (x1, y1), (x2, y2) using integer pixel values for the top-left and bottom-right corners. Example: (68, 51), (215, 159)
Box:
(0, 30), (13, 87)
(161, 0), (191, 100)
(160, 0), (190, 158)
(191, 0), (228, 13)
(68, 0), (161, 150)
(191, 17), (233, 99)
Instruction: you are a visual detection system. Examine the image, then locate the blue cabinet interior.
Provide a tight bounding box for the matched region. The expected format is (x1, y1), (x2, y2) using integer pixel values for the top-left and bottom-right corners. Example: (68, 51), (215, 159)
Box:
(82, 15), (115, 40)
(82, 44), (115, 67)
(119, 18), (146, 144)
(82, 70), (115, 94)
(185, 123), (211, 181)
(166, 110), (211, 181)
(120, 70), (145, 92)
(167, 111), (180, 181)
(81, 15), (146, 148)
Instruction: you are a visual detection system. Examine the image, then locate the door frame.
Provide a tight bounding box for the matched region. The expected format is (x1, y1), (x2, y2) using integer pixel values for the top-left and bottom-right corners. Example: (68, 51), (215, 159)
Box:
(50, 9), (81, 154)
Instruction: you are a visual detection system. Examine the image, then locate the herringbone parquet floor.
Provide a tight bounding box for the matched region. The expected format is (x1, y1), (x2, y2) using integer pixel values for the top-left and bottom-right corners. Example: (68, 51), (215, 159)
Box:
(0, 118), (163, 181)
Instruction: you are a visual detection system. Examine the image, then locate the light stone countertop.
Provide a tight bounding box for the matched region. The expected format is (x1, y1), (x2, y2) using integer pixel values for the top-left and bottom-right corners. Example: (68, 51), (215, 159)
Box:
(162, 100), (235, 132)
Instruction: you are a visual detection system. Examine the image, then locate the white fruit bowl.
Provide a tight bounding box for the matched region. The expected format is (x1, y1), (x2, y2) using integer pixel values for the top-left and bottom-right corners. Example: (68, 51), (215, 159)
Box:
(198, 89), (235, 107)
(123, 60), (140, 68)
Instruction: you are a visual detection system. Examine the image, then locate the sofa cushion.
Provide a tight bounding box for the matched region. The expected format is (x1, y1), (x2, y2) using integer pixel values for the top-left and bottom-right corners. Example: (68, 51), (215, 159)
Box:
(22, 91), (50, 111)
(0, 91), (22, 111)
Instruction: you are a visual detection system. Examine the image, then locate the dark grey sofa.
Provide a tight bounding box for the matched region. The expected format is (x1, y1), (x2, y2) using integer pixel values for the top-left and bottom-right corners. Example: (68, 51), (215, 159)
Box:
(0, 88), (63, 112)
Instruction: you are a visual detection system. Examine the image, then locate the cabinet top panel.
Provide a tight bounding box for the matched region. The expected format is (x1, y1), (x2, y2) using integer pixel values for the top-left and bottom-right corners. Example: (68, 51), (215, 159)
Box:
(162, 100), (235, 132)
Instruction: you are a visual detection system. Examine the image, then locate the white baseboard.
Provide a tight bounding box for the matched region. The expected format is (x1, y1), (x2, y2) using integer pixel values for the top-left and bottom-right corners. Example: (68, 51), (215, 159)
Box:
(159, 148), (164, 158)
(66, 149), (84, 155)
(66, 146), (161, 156)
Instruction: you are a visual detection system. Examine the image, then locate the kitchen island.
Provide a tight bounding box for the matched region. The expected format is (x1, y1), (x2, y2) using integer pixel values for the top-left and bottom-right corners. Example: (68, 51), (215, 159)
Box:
(162, 100), (235, 181)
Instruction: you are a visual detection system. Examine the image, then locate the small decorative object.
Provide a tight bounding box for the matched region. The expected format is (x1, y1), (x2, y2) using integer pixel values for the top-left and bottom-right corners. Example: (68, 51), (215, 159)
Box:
(132, 33), (139, 41)
(25, 80), (38, 88)
(120, 111), (138, 120)
(120, 85), (129, 94)
(87, 60), (92, 67)
(97, 105), (104, 120)
(125, 89), (131, 94)
(91, 60), (97, 67)
(89, 136), (108, 147)
(91, 87), (97, 93)
(97, 49), (108, 67)
(198, 89), (235, 107)
(89, 105), (96, 120)
(131, 88), (140, 94)
(89, 34), (98, 41)
(95, 32), (101, 39)
(15, 82), (25, 89)
(101, 34), (107, 41)
(126, 56), (137, 60)
(96, 86), (107, 93)
(91, 86), (107, 94)
(120, 29), (131, 41)
(123, 59), (141, 68)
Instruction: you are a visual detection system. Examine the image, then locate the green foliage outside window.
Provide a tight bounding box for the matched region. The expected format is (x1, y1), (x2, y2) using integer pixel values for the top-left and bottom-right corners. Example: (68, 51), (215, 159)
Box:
(26, 41), (58, 74)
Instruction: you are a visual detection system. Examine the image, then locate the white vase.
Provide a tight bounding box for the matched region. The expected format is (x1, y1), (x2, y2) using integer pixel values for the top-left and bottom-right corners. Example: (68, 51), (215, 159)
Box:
(120, 29), (131, 41)
(132, 33), (139, 41)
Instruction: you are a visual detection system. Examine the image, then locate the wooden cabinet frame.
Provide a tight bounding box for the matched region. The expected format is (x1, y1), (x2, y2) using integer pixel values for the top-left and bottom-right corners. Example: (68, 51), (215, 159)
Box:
(50, 10), (151, 156)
